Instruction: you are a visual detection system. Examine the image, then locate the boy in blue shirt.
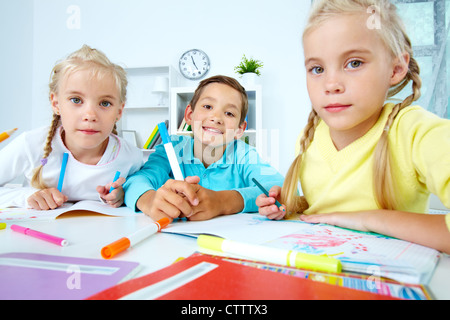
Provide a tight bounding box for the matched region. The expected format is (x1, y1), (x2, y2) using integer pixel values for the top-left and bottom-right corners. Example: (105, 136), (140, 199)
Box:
(124, 75), (284, 221)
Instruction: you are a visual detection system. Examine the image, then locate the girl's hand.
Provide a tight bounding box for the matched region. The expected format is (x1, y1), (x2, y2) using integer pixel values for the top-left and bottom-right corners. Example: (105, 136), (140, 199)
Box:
(255, 185), (286, 220)
(301, 210), (450, 254)
(97, 177), (126, 208)
(27, 188), (68, 210)
(300, 211), (371, 232)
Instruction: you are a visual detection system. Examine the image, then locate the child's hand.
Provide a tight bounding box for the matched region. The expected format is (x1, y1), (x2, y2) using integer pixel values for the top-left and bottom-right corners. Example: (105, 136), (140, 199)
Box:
(188, 188), (244, 221)
(300, 211), (371, 232)
(137, 177), (200, 222)
(97, 177), (126, 208)
(255, 185), (286, 220)
(187, 187), (222, 221)
(27, 188), (68, 210)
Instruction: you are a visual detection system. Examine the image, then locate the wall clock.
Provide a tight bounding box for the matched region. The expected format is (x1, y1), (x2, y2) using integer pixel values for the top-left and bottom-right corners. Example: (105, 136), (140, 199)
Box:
(179, 49), (210, 80)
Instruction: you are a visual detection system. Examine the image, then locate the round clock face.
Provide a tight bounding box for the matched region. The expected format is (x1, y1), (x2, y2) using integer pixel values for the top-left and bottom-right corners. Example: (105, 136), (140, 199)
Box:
(179, 49), (210, 80)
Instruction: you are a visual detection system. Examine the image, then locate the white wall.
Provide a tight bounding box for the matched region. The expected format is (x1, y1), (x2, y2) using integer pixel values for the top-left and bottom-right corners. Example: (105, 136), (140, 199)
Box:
(2, 0), (312, 176)
(0, 0), (34, 149)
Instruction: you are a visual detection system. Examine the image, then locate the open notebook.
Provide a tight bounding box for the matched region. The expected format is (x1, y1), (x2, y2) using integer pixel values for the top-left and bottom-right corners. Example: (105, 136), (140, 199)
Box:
(267, 216), (440, 284)
(163, 213), (440, 284)
(0, 200), (138, 221)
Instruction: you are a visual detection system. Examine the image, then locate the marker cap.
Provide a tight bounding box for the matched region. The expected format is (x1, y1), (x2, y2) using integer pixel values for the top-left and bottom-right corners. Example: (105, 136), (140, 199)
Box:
(0, 223), (6, 230)
(197, 234), (225, 252)
(10, 224), (28, 234)
(157, 122), (170, 144)
(155, 217), (171, 230)
(101, 237), (131, 259)
(292, 252), (342, 273)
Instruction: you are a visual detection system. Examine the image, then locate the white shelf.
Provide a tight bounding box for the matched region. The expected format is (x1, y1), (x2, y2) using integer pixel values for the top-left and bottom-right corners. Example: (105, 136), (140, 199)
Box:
(117, 65), (182, 149)
(170, 87), (196, 136)
(124, 105), (168, 110)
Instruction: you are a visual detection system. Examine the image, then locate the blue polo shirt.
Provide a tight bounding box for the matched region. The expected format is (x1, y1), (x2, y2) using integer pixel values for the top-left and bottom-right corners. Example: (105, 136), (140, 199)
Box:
(123, 135), (284, 213)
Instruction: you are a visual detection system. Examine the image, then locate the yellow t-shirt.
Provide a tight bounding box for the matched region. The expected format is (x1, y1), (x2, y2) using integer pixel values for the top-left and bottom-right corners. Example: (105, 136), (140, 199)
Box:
(446, 214), (450, 231)
(297, 104), (450, 215)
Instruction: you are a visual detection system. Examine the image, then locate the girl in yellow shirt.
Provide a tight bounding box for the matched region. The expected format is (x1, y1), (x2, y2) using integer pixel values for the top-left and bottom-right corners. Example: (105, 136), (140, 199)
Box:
(257, 0), (450, 254)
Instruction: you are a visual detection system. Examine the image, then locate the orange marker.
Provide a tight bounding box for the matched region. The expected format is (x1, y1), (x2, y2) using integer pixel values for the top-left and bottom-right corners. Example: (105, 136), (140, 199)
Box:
(0, 128), (17, 143)
(101, 217), (170, 259)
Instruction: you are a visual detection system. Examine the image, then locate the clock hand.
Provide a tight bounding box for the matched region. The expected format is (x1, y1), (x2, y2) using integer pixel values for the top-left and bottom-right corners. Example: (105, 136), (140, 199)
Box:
(191, 56), (199, 70)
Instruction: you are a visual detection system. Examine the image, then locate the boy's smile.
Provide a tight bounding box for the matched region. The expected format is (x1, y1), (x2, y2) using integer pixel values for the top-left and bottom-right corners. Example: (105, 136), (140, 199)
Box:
(202, 126), (223, 135)
(184, 82), (247, 165)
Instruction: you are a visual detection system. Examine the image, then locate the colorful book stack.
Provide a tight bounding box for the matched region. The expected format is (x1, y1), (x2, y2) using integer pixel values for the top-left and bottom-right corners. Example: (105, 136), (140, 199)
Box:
(177, 118), (191, 133)
(88, 253), (397, 300)
(143, 120), (168, 150)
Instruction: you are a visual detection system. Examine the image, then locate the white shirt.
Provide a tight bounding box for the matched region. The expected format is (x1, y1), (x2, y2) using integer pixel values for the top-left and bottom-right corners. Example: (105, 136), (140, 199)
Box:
(0, 126), (144, 208)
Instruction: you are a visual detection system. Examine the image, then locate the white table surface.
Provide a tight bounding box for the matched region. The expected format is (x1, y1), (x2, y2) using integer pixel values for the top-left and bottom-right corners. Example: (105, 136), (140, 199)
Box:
(1, 213), (448, 300)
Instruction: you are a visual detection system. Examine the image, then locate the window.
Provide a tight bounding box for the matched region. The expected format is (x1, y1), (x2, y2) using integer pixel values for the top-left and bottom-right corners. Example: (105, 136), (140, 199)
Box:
(395, 0), (450, 119)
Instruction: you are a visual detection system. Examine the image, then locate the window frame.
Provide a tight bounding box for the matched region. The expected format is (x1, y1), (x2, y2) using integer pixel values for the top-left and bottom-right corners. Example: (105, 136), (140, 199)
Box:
(395, 0), (449, 119)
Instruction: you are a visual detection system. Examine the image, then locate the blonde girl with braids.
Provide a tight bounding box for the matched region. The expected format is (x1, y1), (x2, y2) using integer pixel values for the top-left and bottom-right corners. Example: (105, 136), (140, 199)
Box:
(0, 45), (143, 210)
(257, 0), (450, 253)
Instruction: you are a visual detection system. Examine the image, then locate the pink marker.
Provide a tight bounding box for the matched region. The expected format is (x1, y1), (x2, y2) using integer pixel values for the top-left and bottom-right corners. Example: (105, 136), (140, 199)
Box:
(11, 224), (68, 247)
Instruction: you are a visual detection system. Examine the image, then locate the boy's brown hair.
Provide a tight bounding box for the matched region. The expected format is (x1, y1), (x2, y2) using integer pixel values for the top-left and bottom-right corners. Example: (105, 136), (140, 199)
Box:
(189, 75), (249, 124)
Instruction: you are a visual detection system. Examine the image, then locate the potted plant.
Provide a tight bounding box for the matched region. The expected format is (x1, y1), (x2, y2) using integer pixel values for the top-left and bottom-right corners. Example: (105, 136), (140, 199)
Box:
(234, 54), (263, 85)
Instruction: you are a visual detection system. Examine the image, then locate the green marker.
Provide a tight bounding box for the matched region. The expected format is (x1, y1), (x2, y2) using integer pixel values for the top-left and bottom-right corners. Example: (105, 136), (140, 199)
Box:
(252, 178), (283, 209)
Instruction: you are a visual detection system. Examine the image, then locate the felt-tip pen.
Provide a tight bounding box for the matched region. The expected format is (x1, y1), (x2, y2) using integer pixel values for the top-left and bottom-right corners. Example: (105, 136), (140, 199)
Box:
(109, 171), (121, 193)
(101, 217), (170, 259)
(197, 234), (342, 274)
(252, 178), (283, 208)
(57, 152), (69, 192)
(158, 122), (184, 181)
(11, 224), (68, 247)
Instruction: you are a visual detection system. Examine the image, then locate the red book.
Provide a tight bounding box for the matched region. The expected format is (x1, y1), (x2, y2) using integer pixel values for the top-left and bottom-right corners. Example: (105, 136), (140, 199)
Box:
(88, 254), (397, 300)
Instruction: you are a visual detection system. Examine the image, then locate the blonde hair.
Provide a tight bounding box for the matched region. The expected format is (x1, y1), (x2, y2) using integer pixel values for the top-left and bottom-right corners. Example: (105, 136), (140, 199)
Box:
(282, 0), (422, 214)
(31, 45), (128, 189)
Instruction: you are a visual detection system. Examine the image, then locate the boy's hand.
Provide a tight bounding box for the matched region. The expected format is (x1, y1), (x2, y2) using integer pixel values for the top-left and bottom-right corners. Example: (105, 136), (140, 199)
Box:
(137, 177), (200, 221)
(27, 188), (68, 210)
(255, 185), (286, 220)
(188, 188), (244, 221)
(97, 177), (126, 208)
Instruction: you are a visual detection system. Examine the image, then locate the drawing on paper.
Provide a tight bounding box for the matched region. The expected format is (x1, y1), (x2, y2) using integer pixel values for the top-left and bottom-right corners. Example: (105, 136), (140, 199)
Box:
(262, 214), (395, 259)
(268, 228), (369, 256)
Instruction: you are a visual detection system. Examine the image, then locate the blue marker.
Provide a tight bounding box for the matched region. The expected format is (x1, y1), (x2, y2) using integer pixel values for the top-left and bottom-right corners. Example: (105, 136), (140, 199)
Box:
(109, 171), (121, 193)
(158, 122), (184, 181)
(57, 152), (69, 192)
(252, 178), (284, 209)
